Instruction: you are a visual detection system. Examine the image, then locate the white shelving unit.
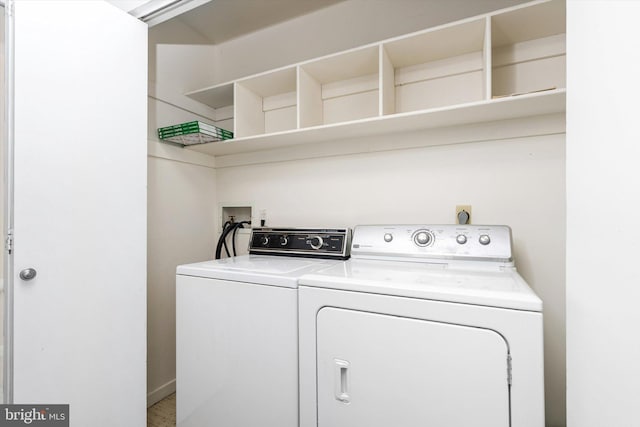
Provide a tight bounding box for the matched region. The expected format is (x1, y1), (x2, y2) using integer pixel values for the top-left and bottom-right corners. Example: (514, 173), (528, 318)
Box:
(184, 0), (566, 157)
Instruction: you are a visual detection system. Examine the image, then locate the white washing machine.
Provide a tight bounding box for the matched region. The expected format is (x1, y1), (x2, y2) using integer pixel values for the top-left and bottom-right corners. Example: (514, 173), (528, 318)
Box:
(176, 227), (350, 427)
(298, 224), (544, 427)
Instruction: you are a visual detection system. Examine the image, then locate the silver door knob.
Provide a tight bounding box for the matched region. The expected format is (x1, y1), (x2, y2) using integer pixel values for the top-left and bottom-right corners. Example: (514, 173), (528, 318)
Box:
(19, 268), (37, 281)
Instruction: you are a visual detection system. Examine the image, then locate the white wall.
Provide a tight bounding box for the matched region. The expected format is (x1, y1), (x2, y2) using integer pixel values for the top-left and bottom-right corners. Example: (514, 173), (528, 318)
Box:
(146, 17), (221, 405)
(148, 16), (218, 126)
(146, 142), (217, 405)
(148, 17), (215, 89)
(566, 2), (640, 426)
(147, 21), (219, 403)
(147, 99), (218, 406)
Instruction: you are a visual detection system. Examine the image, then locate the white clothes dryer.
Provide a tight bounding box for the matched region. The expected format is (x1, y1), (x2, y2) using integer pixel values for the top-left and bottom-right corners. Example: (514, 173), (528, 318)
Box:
(298, 225), (544, 427)
(176, 228), (350, 427)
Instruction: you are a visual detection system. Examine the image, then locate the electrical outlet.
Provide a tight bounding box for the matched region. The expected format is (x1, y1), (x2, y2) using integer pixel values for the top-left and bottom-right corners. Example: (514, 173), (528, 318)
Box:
(456, 205), (472, 224)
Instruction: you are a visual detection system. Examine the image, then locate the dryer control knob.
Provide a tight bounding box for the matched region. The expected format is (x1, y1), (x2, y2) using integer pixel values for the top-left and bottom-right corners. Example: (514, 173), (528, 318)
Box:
(279, 235), (289, 246)
(309, 235), (324, 250)
(414, 231), (431, 246)
(456, 234), (467, 245)
(384, 233), (393, 242)
(479, 234), (491, 245)
(261, 236), (270, 246)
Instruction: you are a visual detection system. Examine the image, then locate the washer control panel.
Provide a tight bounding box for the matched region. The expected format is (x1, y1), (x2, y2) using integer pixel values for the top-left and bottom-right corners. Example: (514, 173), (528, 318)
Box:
(249, 228), (351, 259)
(351, 225), (513, 262)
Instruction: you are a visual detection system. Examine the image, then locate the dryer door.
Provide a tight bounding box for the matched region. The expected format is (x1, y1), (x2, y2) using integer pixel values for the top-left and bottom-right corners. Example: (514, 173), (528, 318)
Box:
(316, 307), (510, 427)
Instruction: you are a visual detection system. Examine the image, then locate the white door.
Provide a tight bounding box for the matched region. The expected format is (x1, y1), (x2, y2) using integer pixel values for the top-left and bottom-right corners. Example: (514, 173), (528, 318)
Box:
(5, 1), (147, 424)
(316, 307), (510, 427)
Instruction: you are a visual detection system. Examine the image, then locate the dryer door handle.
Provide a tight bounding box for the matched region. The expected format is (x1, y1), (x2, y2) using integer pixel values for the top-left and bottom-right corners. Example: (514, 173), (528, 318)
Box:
(334, 358), (350, 403)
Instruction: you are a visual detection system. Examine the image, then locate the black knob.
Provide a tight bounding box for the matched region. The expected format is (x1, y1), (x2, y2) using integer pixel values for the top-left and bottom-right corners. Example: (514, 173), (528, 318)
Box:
(279, 235), (289, 246)
(309, 235), (324, 250)
(261, 236), (269, 246)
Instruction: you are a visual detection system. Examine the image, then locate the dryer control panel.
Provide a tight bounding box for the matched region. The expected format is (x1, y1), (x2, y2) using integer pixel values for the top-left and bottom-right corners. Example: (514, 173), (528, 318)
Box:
(351, 225), (513, 263)
(249, 228), (351, 259)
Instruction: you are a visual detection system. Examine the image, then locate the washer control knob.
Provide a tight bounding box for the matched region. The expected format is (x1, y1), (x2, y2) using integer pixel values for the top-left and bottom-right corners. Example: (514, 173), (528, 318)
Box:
(414, 231), (432, 246)
(383, 233), (393, 242)
(309, 235), (324, 250)
(456, 234), (467, 245)
(261, 236), (269, 246)
(479, 234), (491, 245)
(279, 235), (289, 246)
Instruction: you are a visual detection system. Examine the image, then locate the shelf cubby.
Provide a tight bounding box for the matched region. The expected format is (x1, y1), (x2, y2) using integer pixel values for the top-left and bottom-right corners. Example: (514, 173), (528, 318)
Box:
(382, 18), (487, 115)
(183, 82), (235, 133)
(299, 45), (379, 128)
(491, 0), (566, 98)
(234, 67), (297, 138)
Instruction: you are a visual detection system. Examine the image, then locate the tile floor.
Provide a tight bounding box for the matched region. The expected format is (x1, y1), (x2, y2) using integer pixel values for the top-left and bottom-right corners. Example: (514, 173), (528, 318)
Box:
(147, 393), (176, 427)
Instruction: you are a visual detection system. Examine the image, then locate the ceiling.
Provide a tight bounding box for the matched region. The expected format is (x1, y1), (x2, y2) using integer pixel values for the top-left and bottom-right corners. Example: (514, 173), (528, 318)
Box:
(168, 0), (346, 44)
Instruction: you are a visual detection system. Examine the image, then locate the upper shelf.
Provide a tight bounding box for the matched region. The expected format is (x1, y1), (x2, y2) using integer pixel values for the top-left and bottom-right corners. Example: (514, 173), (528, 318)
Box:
(185, 82), (233, 109)
(183, 0), (566, 157)
(187, 89), (565, 156)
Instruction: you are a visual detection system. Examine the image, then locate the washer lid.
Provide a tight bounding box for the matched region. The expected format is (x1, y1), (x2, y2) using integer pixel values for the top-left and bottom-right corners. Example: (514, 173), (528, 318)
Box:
(176, 254), (338, 288)
(298, 259), (542, 311)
